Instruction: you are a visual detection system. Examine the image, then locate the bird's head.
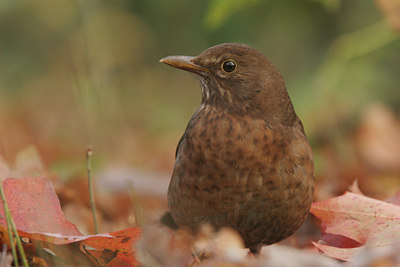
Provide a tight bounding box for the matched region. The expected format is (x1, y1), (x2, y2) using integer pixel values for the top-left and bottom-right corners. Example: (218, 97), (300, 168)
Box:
(160, 43), (298, 125)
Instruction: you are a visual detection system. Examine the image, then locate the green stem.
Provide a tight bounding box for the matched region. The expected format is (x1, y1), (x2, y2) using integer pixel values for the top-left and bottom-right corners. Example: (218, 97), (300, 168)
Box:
(86, 146), (98, 234)
(0, 183), (19, 266)
(9, 216), (28, 267)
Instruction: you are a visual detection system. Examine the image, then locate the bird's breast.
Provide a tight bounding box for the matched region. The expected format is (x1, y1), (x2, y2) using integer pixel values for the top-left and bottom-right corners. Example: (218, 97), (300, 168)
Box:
(181, 106), (287, 187)
(169, 105), (314, 241)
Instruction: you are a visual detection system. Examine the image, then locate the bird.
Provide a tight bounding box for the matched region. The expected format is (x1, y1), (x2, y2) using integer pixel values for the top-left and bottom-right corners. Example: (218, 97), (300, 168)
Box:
(159, 43), (314, 255)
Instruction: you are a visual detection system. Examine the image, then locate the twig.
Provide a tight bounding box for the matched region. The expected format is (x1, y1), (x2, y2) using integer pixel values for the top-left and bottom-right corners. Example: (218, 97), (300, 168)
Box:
(86, 146), (99, 234)
(127, 182), (144, 227)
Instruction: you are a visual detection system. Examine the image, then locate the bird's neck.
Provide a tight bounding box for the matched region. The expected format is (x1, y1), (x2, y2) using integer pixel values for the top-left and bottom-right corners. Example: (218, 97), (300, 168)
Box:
(199, 78), (302, 129)
(261, 84), (302, 128)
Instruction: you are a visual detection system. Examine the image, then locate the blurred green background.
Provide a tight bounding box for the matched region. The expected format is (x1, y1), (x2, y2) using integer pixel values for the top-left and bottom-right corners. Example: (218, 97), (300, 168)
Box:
(0, 0), (399, 196)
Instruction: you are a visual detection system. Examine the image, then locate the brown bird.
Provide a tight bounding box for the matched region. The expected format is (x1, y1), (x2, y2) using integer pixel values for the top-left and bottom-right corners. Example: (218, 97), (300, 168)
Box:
(160, 43), (314, 255)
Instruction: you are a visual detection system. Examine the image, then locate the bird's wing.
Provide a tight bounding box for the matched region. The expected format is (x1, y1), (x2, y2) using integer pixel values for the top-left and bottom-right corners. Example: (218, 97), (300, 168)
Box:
(175, 133), (186, 158)
(175, 107), (203, 158)
(278, 127), (314, 190)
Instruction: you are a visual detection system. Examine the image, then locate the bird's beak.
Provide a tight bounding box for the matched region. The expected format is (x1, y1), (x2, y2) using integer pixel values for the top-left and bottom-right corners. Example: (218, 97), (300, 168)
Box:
(159, 56), (208, 74)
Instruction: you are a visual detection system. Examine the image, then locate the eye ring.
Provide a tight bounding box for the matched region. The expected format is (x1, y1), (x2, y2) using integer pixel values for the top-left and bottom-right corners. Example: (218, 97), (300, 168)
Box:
(221, 59), (237, 73)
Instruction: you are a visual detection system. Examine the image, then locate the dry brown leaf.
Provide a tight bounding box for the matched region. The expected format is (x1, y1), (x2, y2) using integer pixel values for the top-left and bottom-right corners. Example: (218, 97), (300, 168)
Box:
(356, 103), (400, 172)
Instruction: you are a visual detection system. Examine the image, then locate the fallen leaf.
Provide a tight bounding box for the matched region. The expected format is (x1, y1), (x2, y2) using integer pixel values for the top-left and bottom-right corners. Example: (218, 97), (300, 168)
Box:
(82, 228), (141, 266)
(310, 192), (400, 261)
(0, 177), (81, 235)
(348, 180), (364, 195)
(355, 103), (400, 172)
(260, 244), (340, 267)
(0, 177), (140, 266)
(14, 146), (47, 178)
(0, 155), (11, 180)
(311, 242), (361, 262)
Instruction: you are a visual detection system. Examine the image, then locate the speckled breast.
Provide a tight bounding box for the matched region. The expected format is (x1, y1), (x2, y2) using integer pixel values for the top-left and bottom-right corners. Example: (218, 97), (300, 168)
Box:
(168, 105), (314, 246)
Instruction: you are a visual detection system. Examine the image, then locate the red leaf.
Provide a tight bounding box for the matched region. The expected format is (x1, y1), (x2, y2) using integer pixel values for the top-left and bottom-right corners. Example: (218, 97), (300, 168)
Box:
(82, 228), (141, 266)
(320, 233), (362, 249)
(310, 192), (400, 261)
(0, 177), (81, 236)
(0, 177), (141, 266)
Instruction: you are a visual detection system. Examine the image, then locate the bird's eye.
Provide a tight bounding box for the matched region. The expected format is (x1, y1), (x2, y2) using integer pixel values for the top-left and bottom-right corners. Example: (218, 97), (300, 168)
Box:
(221, 60), (237, 73)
